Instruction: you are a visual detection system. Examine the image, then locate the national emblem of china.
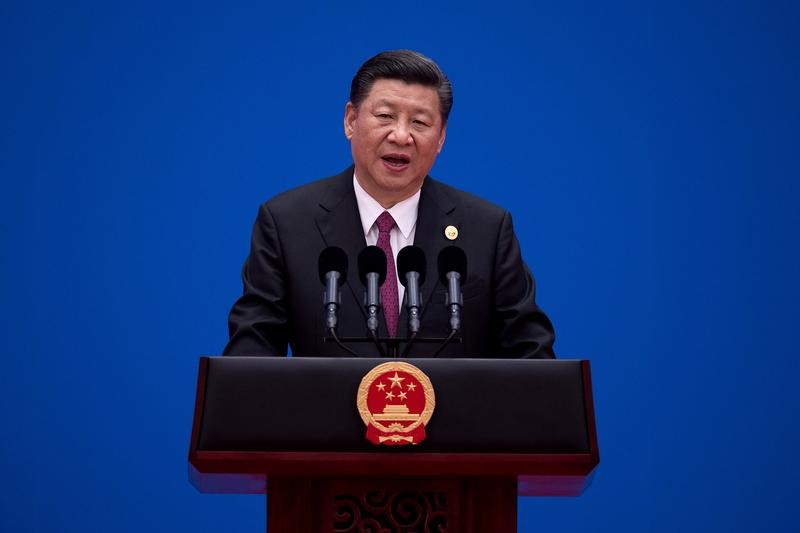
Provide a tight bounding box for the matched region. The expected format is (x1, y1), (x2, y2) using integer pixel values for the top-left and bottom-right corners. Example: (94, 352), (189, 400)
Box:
(357, 362), (436, 446)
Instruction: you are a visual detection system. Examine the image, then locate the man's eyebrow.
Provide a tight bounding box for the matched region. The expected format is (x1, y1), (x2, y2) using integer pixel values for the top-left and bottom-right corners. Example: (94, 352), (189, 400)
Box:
(371, 99), (435, 116)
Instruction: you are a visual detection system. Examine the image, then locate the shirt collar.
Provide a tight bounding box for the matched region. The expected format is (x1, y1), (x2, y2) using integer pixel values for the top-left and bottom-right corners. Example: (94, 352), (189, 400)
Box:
(353, 173), (420, 239)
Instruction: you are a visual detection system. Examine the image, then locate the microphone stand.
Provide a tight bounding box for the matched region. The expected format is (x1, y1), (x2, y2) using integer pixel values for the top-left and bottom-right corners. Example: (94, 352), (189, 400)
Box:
(323, 335), (461, 357)
(368, 329), (388, 358)
(327, 328), (361, 357)
(401, 332), (417, 358)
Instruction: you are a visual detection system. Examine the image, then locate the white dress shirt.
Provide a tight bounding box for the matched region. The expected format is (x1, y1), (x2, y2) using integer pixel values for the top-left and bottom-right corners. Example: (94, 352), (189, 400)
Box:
(353, 174), (420, 314)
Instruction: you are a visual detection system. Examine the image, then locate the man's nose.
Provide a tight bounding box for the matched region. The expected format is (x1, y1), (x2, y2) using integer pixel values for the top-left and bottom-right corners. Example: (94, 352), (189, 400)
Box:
(388, 120), (413, 145)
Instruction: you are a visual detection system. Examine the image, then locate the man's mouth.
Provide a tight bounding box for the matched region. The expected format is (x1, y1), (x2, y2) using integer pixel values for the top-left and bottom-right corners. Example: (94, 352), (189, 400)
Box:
(381, 154), (411, 168)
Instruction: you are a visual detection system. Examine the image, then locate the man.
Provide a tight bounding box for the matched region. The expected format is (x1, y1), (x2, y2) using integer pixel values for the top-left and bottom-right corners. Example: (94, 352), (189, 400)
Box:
(223, 50), (555, 358)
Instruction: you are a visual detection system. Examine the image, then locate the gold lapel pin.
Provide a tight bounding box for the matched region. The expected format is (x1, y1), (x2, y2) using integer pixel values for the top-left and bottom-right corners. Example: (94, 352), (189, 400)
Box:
(444, 225), (458, 240)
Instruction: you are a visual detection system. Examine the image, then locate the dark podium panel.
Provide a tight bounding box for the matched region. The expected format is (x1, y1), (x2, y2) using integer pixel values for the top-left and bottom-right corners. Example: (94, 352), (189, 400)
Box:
(189, 357), (599, 532)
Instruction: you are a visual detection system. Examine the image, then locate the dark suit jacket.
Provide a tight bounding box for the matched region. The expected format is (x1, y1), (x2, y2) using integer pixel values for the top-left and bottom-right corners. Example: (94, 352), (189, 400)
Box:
(223, 167), (555, 358)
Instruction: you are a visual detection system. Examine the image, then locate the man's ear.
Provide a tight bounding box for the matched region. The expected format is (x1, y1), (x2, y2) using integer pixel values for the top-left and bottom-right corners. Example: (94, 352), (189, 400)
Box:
(437, 124), (447, 154)
(344, 102), (356, 140)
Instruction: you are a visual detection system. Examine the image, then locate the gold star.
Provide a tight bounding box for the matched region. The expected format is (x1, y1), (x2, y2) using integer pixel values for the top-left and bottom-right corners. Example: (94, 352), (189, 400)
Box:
(398, 391), (408, 400)
(406, 382), (417, 391)
(376, 382), (386, 391)
(388, 372), (405, 389)
(385, 391), (395, 400)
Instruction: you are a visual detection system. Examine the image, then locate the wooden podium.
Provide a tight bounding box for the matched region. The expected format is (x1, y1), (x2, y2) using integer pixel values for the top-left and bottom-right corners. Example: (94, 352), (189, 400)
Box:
(189, 357), (599, 532)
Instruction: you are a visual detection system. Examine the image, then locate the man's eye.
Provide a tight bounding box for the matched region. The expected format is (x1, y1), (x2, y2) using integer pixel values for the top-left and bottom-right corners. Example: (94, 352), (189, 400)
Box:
(413, 120), (429, 127)
(377, 113), (393, 119)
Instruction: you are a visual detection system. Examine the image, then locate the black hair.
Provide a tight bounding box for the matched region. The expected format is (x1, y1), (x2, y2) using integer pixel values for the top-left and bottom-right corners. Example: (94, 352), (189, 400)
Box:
(349, 50), (453, 123)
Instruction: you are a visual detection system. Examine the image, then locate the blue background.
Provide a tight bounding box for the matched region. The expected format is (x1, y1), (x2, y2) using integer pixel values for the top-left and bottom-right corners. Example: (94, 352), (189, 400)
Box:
(2, 1), (798, 531)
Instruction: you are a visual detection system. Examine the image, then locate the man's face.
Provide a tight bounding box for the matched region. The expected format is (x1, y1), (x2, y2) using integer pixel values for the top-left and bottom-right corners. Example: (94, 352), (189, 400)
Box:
(344, 79), (447, 207)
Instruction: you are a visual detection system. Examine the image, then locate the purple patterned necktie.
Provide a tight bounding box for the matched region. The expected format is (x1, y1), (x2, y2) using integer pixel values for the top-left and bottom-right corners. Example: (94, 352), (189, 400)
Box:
(375, 211), (398, 337)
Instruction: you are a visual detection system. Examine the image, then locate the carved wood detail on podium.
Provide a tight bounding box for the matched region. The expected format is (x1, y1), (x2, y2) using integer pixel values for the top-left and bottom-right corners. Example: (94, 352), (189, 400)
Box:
(323, 478), (463, 533)
(333, 489), (447, 532)
(267, 477), (516, 533)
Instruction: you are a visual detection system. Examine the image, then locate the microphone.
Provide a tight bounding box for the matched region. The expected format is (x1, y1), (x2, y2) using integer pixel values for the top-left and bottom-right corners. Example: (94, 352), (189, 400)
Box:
(397, 245), (426, 335)
(437, 246), (467, 333)
(358, 246), (387, 334)
(318, 246), (348, 330)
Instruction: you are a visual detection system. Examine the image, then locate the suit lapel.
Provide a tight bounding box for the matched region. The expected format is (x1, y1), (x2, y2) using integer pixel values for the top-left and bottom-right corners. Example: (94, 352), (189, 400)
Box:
(412, 177), (459, 320)
(314, 168), (368, 323)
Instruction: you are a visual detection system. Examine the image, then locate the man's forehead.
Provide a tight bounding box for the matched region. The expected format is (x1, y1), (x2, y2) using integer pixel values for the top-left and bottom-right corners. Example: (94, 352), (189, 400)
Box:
(371, 97), (436, 112)
(361, 80), (440, 111)
(366, 79), (438, 94)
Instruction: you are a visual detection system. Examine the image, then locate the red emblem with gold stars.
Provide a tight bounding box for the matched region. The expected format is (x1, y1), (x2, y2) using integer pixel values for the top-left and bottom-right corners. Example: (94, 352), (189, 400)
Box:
(357, 361), (436, 446)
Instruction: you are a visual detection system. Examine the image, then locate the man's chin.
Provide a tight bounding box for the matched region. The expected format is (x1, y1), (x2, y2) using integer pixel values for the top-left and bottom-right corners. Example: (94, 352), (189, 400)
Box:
(379, 175), (424, 193)
(366, 177), (422, 206)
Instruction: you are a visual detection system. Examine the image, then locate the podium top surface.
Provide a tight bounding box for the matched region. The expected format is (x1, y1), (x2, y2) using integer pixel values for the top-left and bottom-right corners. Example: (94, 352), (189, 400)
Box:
(193, 357), (595, 455)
